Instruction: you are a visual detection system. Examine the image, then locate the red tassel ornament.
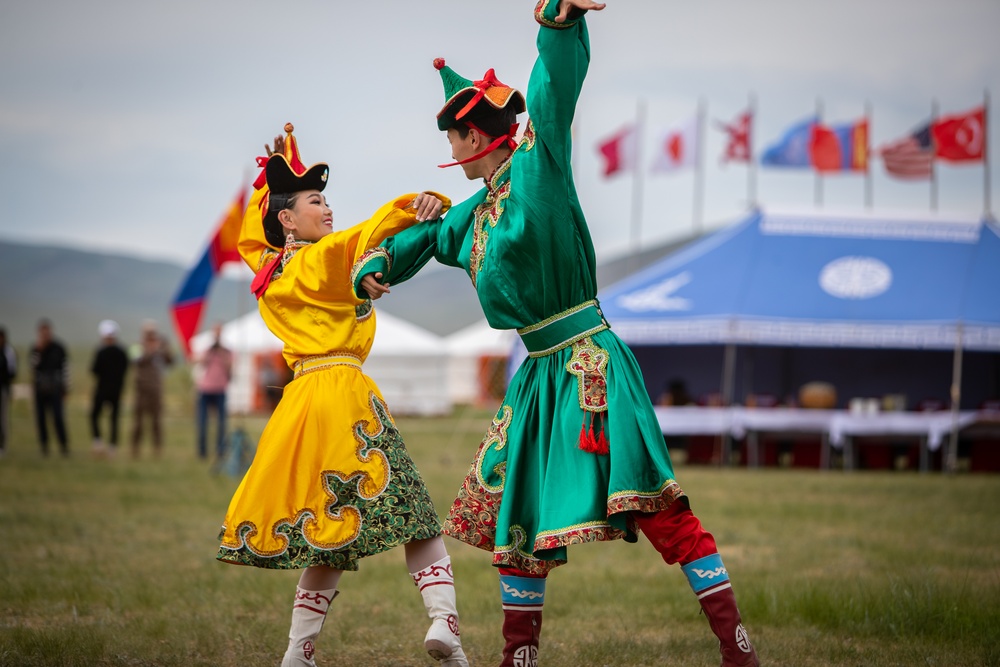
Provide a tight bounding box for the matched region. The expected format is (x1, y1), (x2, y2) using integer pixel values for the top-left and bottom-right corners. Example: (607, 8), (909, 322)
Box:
(578, 411), (609, 456)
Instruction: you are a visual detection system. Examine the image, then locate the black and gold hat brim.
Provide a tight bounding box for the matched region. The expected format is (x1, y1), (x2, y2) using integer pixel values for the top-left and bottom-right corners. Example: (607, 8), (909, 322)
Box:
(436, 88), (527, 131)
(261, 155), (330, 246)
(265, 155), (329, 195)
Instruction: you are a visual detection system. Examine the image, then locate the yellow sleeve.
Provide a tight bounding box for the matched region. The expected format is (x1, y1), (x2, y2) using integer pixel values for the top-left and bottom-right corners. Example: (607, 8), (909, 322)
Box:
(238, 184), (276, 272)
(290, 192), (452, 302)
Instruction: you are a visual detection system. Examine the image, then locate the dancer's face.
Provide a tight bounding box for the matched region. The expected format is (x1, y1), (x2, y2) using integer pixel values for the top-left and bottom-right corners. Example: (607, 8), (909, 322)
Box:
(447, 128), (484, 180)
(281, 190), (333, 242)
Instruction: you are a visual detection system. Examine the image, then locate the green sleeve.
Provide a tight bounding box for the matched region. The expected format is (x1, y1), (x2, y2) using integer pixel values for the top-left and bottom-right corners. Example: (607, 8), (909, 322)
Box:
(351, 207), (474, 299)
(527, 0), (591, 171)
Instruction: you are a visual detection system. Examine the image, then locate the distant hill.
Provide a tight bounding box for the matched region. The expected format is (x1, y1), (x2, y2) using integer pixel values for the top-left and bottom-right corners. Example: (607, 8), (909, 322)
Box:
(0, 233), (698, 347)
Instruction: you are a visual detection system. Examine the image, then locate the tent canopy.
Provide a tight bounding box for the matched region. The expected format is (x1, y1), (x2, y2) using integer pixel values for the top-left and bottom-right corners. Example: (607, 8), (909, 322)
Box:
(599, 208), (1000, 351)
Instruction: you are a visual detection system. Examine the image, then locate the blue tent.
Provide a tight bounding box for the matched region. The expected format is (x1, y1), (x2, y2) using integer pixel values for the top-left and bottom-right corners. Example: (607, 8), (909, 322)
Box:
(599, 208), (1000, 351)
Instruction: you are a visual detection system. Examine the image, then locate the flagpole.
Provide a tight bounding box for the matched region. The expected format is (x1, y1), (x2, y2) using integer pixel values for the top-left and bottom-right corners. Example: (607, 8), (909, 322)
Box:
(748, 92), (757, 209)
(815, 97), (824, 208)
(931, 98), (939, 212)
(865, 100), (873, 209)
(985, 88), (992, 219)
(629, 98), (647, 272)
(693, 97), (706, 235)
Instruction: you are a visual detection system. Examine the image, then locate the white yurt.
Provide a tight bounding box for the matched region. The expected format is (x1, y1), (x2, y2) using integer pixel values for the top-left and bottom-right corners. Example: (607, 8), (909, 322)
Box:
(444, 319), (516, 405)
(190, 308), (451, 416)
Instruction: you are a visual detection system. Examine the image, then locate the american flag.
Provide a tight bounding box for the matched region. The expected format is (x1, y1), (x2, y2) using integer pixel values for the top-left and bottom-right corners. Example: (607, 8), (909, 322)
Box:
(878, 123), (934, 179)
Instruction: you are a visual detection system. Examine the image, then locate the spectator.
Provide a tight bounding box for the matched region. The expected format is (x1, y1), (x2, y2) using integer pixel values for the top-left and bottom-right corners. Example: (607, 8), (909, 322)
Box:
(30, 318), (70, 457)
(657, 378), (693, 407)
(194, 323), (232, 461)
(130, 321), (173, 459)
(0, 326), (16, 457)
(90, 320), (129, 458)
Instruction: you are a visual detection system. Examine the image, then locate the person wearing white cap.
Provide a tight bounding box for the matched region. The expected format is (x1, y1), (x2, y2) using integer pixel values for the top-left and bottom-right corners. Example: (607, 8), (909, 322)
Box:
(89, 319), (128, 458)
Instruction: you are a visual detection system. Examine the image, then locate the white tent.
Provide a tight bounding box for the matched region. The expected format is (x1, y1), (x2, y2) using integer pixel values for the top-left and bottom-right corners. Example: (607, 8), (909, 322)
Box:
(190, 308), (451, 416)
(444, 320), (516, 404)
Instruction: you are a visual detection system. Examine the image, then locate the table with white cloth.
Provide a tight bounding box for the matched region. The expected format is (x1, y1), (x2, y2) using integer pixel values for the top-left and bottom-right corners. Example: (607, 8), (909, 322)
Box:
(653, 406), (980, 471)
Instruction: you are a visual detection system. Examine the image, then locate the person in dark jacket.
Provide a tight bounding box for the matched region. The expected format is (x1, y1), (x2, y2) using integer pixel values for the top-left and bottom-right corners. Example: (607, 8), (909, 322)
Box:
(30, 318), (70, 457)
(90, 320), (129, 458)
(0, 326), (16, 456)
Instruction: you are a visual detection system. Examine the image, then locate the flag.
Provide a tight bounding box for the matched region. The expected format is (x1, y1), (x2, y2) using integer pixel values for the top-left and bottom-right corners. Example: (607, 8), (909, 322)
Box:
(650, 115), (699, 173)
(811, 119), (869, 172)
(716, 109), (752, 163)
(761, 117), (816, 167)
(932, 106), (985, 162)
(171, 187), (248, 356)
(596, 124), (637, 177)
(878, 123), (934, 180)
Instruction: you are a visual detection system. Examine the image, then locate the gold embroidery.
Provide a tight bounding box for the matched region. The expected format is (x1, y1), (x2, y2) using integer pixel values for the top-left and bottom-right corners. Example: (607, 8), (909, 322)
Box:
(351, 247), (392, 289)
(520, 119), (536, 152)
(292, 352), (363, 379)
(355, 299), (373, 322)
(469, 179), (511, 288)
(476, 405), (513, 493)
(517, 300), (599, 335)
(534, 0), (578, 29)
(565, 337), (609, 413)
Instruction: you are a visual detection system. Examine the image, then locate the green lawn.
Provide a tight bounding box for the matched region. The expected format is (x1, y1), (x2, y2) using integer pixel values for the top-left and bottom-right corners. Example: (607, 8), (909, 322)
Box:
(1, 359), (999, 666)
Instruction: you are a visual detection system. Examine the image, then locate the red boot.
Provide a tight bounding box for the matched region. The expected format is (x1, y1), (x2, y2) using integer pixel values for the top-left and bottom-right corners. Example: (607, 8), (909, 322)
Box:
(682, 554), (758, 667)
(498, 572), (545, 667)
(500, 609), (541, 667)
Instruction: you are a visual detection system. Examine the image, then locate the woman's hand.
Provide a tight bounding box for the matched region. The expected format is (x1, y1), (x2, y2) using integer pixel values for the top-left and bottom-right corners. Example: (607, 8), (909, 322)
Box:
(556, 0), (606, 23)
(264, 134), (286, 158)
(361, 272), (391, 300)
(410, 192), (444, 222)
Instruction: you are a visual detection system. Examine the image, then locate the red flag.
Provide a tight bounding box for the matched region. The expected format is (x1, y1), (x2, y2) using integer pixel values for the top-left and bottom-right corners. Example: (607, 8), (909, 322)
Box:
(932, 106), (985, 162)
(715, 110), (752, 163)
(596, 125), (636, 177)
(651, 115), (699, 173)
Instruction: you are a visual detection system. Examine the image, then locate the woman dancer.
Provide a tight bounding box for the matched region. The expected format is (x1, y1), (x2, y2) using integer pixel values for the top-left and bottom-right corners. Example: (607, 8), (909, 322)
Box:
(217, 124), (468, 667)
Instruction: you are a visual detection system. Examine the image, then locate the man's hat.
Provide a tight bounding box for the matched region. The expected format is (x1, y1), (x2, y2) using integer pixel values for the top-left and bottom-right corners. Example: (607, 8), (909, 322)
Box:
(259, 124), (329, 247)
(433, 58), (526, 131)
(98, 319), (119, 339)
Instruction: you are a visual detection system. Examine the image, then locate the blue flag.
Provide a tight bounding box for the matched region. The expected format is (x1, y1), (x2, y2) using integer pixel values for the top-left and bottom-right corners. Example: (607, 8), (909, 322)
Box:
(761, 116), (817, 167)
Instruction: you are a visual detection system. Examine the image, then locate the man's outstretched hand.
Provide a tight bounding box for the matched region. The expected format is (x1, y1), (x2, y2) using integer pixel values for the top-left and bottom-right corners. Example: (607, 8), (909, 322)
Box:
(361, 272), (391, 300)
(555, 0), (606, 23)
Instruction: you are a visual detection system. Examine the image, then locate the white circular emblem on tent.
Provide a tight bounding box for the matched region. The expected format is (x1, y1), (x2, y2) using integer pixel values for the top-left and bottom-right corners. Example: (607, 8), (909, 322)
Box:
(819, 256), (892, 299)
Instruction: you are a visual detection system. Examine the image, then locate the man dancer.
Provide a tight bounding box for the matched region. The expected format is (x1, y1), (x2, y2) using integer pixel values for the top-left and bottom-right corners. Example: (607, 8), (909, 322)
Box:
(356, 2), (758, 666)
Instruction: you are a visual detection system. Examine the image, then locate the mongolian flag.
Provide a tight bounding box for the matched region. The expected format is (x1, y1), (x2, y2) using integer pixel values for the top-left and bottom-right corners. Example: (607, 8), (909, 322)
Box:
(811, 118), (869, 172)
(171, 187), (247, 356)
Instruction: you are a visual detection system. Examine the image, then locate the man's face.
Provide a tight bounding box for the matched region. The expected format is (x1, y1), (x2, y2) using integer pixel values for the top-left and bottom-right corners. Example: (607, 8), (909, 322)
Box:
(446, 128), (478, 180)
(37, 325), (51, 346)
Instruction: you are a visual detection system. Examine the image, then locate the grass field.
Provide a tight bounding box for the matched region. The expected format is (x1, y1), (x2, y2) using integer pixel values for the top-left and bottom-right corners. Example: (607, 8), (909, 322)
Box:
(1, 357), (999, 666)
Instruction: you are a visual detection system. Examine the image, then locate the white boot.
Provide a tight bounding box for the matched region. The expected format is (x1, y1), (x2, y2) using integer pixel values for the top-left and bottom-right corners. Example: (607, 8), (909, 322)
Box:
(411, 556), (468, 667)
(280, 586), (337, 667)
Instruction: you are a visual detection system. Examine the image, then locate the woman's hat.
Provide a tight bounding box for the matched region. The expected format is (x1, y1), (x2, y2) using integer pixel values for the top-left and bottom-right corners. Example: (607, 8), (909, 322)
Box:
(433, 58), (526, 131)
(259, 124), (329, 247)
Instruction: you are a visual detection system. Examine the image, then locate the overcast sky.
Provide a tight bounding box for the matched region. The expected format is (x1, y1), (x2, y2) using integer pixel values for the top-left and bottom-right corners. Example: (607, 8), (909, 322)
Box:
(1, 0), (997, 271)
